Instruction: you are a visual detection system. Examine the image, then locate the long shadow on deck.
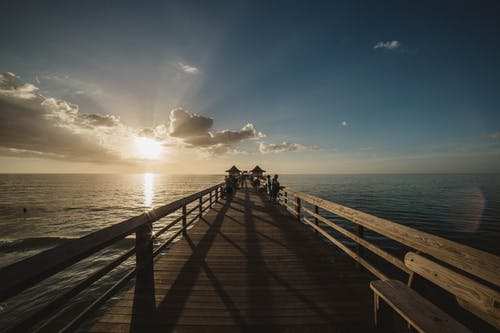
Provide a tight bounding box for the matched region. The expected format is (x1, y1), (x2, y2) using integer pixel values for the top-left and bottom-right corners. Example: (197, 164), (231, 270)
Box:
(127, 187), (372, 332)
(249, 189), (373, 332)
(244, 189), (275, 329)
(129, 195), (236, 331)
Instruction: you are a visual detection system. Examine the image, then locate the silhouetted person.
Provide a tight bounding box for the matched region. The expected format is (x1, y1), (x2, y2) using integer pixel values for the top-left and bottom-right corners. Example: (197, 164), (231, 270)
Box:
(241, 172), (248, 188)
(225, 176), (233, 196)
(266, 175), (272, 200)
(271, 174), (280, 203)
(252, 175), (259, 187)
(231, 175), (238, 190)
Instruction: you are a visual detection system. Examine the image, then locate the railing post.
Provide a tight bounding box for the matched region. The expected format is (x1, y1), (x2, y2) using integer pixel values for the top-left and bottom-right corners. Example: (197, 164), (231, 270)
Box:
(135, 222), (153, 271)
(210, 190), (213, 208)
(355, 225), (364, 268)
(182, 204), (187, 229)
(134, 221), (155, 324)
(296, 197), (301, 220)
(407, 252), (426, 294)
(284, 191), (288, 205)
(314, 205), (319, 233)
(199, 196), (203, 216)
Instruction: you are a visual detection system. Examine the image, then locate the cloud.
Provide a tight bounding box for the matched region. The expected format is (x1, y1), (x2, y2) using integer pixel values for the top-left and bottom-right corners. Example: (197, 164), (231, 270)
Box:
(41, 73), (103, 96)
(169, 108), (213, 138)
(0, 73), (40, 99)
(0, 72), (131, 163)
(177, 62), (199, 74)
(373, 40), (400, 50)
(78, 114), (120, 128)
(259, 142), (319, 154)
(199, 144), (246, 157)
(341, 120), (348, 127)
(489, 132), (500, 139)
(0, 97), (126, 163)
(0, 72), (268, 163)
(208, 124), (265, 146)
(138, 124), (169, 141)
(168, 108), (265, 148)
(0, 147), (64, 159)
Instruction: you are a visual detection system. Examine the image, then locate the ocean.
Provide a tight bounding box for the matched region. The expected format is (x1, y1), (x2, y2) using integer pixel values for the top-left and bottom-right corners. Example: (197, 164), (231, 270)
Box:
(280, 173), (500, 255)
(0, 173), (499, 330)
(0, 174), (224, 268)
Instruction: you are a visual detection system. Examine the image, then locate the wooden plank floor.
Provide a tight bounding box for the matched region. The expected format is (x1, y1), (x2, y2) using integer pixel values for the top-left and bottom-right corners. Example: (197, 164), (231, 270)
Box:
(87, 186), (374, 333)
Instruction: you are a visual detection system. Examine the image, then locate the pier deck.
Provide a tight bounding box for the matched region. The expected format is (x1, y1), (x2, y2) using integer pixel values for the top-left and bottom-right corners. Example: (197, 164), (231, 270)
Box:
(88, 187), (373, 332)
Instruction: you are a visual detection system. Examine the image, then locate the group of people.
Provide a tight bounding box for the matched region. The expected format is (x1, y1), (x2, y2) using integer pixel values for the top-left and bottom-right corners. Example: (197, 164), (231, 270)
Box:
(224, 175), (238, 196)
(239, 172), (248, 188)
(224, 172), (254, 196)
(224, 173), (282, 203)
(266, 174), (281, 204)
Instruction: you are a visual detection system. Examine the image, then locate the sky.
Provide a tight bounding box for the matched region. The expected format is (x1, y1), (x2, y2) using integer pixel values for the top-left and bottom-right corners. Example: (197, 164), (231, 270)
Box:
(1, 0), (500, 174)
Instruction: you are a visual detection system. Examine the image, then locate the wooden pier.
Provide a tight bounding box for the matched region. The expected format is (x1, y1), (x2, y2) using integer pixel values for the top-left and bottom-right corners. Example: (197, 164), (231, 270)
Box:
(87, 186), (373, 332)
(1, 175), (499, 333)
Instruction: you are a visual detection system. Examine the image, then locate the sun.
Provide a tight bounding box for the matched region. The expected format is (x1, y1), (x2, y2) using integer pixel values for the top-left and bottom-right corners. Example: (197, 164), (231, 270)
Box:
(134, 137), (162, 160)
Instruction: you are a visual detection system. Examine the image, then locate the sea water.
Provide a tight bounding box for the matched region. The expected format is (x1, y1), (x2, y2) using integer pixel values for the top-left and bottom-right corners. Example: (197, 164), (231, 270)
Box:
(0, 173), (499, 330)
(280, 174), (500, 255)
(0, 174), (224, 268)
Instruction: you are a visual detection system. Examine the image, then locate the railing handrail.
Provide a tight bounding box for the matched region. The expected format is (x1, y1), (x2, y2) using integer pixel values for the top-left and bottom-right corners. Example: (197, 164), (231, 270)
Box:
(280, 186), (500, 287)
(0, 182), (224, 302)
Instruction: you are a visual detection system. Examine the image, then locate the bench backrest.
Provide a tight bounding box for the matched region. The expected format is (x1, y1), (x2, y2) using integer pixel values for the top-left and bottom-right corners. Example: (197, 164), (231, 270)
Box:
(404, 252), (500, 329)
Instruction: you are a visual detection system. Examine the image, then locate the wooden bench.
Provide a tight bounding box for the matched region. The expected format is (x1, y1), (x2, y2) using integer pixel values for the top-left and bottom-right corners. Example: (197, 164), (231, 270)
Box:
(370, 252), (500, 332)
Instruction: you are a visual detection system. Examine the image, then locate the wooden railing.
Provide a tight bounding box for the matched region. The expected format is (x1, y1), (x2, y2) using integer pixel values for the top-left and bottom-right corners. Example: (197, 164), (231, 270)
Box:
(0, 183), (225, 332)
(276, 186), (500, 329)
(278, 186), (499, 283)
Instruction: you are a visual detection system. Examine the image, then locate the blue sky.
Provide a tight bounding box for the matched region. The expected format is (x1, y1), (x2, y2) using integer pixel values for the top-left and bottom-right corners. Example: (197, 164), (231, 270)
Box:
(1, 0), (499, 173)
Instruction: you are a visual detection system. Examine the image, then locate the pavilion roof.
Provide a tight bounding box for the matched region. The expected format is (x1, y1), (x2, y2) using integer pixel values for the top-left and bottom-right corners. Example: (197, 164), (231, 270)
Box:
(250, 165), (266, 173)
(225, 165), (241, 173)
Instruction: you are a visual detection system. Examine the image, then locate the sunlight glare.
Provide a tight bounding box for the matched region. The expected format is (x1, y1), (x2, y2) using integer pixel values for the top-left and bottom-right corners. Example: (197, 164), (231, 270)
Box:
(143, 173), (154, 207)
(134, 137), (162, 160)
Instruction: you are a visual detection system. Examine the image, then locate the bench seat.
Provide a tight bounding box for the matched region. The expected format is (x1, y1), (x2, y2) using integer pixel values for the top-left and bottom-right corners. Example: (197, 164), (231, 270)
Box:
(370, 279), (472, 333)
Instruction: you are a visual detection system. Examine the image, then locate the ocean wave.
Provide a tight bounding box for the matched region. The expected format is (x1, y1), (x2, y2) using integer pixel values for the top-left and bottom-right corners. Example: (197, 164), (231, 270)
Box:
(0, 237), (72, 253)
(0, 236), (140, 256)
(63, 205), (127, 212)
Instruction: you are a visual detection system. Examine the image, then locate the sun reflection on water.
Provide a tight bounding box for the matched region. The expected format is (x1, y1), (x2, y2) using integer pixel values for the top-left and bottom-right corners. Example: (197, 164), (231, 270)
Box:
(458, 186), (485, 233)
(143, 173), (155, 207)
